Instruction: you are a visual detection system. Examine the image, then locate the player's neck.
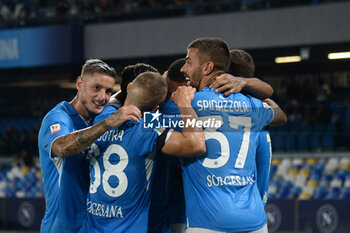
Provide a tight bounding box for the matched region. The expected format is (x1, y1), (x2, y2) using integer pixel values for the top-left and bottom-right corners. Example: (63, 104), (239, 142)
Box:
(198, 70), (225, 91)
(124, 98), (132, 107)
(123, 98), (139, 110)
(70, 96), (91, 120)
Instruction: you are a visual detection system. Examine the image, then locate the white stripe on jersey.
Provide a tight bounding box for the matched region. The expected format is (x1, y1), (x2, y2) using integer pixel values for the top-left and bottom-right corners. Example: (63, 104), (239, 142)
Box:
(49, 137), (63, 187)
(145, 151), (156, 190)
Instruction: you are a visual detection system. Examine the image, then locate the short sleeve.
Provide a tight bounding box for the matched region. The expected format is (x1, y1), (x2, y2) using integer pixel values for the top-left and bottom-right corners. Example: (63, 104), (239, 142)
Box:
(160, 99), (182, 132)
(39, 111), (73, 159)
(251, 97), (274, 130)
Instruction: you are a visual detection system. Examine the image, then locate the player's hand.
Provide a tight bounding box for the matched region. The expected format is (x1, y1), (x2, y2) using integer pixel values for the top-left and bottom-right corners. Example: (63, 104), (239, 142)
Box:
(210, 73), (247, 96)
(171, 86), (196, 108)
(107, 105), (141, 127)
(118, 105), (142, 122)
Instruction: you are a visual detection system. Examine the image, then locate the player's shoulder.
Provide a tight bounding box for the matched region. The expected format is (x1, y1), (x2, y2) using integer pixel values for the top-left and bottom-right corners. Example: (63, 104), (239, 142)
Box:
(118, 119), (143, 134)
(42, 101), (72, 124)
(117, 119), (159, 143)
(160, 98), (179, 114)
(94, 105), (118, 124)
(194, 87), (247, 102)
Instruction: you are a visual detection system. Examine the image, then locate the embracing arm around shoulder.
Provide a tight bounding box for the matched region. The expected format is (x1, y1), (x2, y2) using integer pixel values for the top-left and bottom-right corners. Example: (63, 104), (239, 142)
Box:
(264, 98), (287, 127)
(160, 86), (206, 157)
(210, 73), (273, 100)
(52, 105), (141, 158)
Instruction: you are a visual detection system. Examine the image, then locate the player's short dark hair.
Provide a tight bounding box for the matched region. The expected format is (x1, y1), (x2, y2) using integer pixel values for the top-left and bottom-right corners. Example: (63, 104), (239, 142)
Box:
(120, 63), (159, 104)
(131, 71), (167, 111)
(121, 63), (158, 94)
(187, 38), (230, 72)
(229, 49), (255, 78)
(81, 59), (116, 79)
(167, 58), (186, 82)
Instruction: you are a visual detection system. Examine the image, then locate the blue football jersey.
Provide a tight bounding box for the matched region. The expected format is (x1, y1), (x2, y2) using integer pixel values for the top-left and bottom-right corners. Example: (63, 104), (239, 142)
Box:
(148, 156), (186, 233)
(148, 155), (172, 233)
(81, 106), (163, 233)
(256, 129), (272, 205)
(148, 99), (186, 233)
(182, 87), (273, 232)
(39, 101), (91, 233)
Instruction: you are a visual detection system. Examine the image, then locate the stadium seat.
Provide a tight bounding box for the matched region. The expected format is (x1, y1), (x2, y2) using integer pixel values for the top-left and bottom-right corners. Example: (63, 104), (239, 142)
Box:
(339, 157), (350, 170)
(307, 179), (318, 188)
(299, 191), (312, 200)
(300, 168), (311, 178)
(306, 158), (317, 166)
(336, 170), (348, 182)
(325, 178), (343, 199)
(276, 158), (292, 177)
(288, 186), (302, 199)
(292, 158), (303, 170)
(276, 181), (292, 199)
(295, 173), (307, 188)
(338, 187), (350, 200)
(313, 186), (327, 200)
(325, 187), (341, 200)
(324, 158), (339, 174)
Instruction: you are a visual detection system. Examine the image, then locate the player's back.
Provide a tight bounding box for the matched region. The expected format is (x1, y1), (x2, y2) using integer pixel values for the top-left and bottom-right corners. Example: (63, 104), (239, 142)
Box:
(181, 87), (273, 232)
(81, 107), (159, 233)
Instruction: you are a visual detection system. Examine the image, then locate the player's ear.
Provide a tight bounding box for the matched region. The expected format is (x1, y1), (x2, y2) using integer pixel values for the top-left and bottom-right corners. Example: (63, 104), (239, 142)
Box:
(151, 105), (159, 112)
(76, 76), (83, 91)
(203, 61), (214, 75)
(126, 83), (132, 93)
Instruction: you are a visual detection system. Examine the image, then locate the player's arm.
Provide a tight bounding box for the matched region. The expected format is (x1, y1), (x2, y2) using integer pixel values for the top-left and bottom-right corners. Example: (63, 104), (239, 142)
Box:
(210, 73), (273, 99)
(52, 105), (141, 158)
(264, 98), (287, 127)
(160, 86), (206, 157)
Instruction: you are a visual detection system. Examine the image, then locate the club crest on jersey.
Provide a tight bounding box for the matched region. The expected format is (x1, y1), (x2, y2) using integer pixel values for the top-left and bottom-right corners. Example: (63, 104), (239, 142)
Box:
(50, 124), (61, 135)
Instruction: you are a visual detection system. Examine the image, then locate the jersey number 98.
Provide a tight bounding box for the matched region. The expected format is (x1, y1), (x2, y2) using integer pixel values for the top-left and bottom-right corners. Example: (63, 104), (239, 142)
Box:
(89, 143), (129, 197)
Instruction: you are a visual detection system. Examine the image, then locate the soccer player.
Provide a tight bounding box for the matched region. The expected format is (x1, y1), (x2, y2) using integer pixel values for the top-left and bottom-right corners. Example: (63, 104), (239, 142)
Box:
(38, 59), (142, 233)
(81, 72), (206, 233)
(109, 63), (159, 108)
(149, 56), (277, 233)
(179, 38), (286, 233)
(148, 58), (188, 233)
(228, 49), (273, 205)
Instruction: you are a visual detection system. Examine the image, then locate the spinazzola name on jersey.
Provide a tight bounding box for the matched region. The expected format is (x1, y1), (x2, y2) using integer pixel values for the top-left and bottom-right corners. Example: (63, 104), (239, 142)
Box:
(207, 174), (255, 187)
(87, 199), (123, 218)
(196, 100), (249, 112)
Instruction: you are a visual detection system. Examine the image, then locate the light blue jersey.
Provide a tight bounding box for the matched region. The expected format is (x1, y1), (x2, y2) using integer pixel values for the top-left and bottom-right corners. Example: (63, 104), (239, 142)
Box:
(81, 106), (164, 233)
(256, 129), (272, 205)
(182, 87), (273, 232)
(39, 101), (91, 233)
